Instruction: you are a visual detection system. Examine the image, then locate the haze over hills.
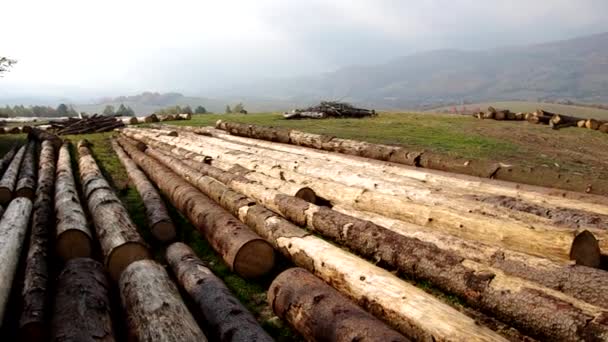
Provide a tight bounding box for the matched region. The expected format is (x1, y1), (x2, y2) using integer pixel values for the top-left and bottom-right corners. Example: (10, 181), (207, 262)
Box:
(2, 32), (608, 114)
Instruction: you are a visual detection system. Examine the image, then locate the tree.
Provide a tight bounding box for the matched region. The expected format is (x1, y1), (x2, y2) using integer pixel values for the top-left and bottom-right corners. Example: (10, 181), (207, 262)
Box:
(116, 103), (135, 116)
(103, 105), (116, 116)
(182, 105), (193, 115)
(194, 106), (207, 114)
(225, 105), (232, 114)
(232, 103), (246, 114)
(0, 57), (16, 76)
(56, 104), (69, 116)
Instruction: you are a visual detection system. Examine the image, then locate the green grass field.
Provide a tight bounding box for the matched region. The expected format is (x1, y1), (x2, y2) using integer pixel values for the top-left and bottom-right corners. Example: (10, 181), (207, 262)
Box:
(431, 101), (608, 120)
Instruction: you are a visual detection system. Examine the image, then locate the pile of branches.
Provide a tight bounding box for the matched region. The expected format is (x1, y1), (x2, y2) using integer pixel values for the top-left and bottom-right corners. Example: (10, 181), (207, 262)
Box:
(475, 107), (608, 132)
(49, 114), (125, 135)
(284, 101), (376, 120)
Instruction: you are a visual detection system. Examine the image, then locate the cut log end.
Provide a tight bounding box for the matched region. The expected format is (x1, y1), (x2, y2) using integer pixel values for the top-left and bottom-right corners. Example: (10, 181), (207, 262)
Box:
(15, 187), (35, 200)
(107, 242), (150, 281)
(570, 230), (601, 268)
(233, 239), (275, 278)
(0, 187), (12, 205)
(295, 187), (317, 204)
(151, 221), (176, 242)
(56, 230), (93, 261)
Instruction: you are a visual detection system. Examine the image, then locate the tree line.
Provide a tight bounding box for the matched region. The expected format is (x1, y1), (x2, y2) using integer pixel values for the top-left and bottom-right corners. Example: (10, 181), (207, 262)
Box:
(154, 105), (207, 115)
(0, 104), (78, 118)
(102, 104), (136, 116)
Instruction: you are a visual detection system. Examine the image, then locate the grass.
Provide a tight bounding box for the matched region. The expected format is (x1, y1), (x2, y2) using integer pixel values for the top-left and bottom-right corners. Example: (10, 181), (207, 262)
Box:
(431, 100), (608, 120)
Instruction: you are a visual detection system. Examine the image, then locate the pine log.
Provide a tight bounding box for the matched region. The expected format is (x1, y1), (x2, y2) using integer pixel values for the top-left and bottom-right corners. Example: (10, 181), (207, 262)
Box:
(166, 242), (273, 342)
(577, 120), (587, 128)
(599, 123), (608, 133)
(586, 119), (601, 130)
(21, 125), (33, 134)
(77, 140), (149, 281)
(19, 141), (55, 341)
(9, 126), (22, 134)
(270, 267), (409, 342)
(28, 128), (62, 150)
(119, 259), (208, 342)
(144, 149), (608, 340)
(549, 113), (582, 130)
(55, 142), (93, 261)
(117, 138), (274, 278)
(0, 145), (18, 176)
(0, 144), (27, 205)
(111, 140), (175, 242)
(177, 113), (192, 120)
(15, 140), (37, 199)
(143, 114), (159, 123)
(334, 205), (608, 309)
(51, 258), (115, 342)
(128, 126), (608, 216)
(493, 110), (507, 120)
(0, 197), (34, 323)
(125, 130), (604, 265)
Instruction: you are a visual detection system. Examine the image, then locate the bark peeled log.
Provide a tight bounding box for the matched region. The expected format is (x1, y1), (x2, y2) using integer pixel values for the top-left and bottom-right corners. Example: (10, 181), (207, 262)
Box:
(270, 267), (409, 342)
(166, 242), (273, 342)
(0, 145), (18, 176)
(111, 140), (175, 242)
(0, 197), (34, 324)
(119, 259), (208, 342)
(0, 144), (27, 205)
(51, 258), (115, 342)
(28, 128), (62, 150)
(77, 140), (150, 281)
(586, 119), (601, 130)
(55, 142), (93, 261)
(117, 137), (274, 278)
(19, 141), (56, 341)
(15, 140), (38, 199)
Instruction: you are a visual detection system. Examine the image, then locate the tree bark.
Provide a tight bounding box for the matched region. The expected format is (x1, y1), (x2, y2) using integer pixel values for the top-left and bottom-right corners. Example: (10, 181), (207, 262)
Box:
(586, 119), (601, 130)
(124, 129), (604, 266)
(51, 258), (115, 342)
(15, 140), (38, 199)
(119, 259), (208, 342)
(0, 144), (27, 205)
(270, 267), (409, 342)
(0, 145), (18, 176)
(117, 138), (274, 278)
(334, 205), (608, 309)
(166, 242), (273, 342)
(111, 140), (175, 242)
(0, 197), (33, 323)
(19, 141), (55, 341)
(27, 128), (62, 150)
(549, 114), (582, 130)
(55, 142), (93, 261)
(77, 140), (149, 281)
(144, 146), (608, 340)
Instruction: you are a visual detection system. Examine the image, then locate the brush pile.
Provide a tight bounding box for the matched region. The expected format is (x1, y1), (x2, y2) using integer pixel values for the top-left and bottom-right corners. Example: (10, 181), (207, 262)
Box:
(49, 114), (125, 135)
(475, 107), (608, 132)
(284, 101), (376, 119)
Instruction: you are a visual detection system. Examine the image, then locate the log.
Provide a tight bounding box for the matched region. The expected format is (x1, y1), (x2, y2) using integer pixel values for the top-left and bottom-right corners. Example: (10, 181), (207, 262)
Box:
(334, 205), (608, 309)
(143, 172), (505, 340)
(55, 142), (93, 261)
(599, 123), (608, 133)
(0, 145), (18, 176)
(143, 114), (159, 123)
(28, 128), (62, 150)
(0, 197), (34, 323)
(126, 130), (603, 266)
(21, 125), (33, 134)
(51, 258), (115, 342)
(19, 141), (55, 341)
(77, 140), (149, 281)
(549, 113), (582, 129)
(111, 140), (175, 242)
(119, 259), (208, 342)
(166, 242), (273, 342)
(15, 140), (37, 199)
(93, 121), (124, 133)
(0, 144), (27, 205)
(177, 113), (192, 120)
(577, 119), (587, 128)
(144, 148), (608, 340)
(586, 119), (601, 130)
(269, 268), (409, 342)
(117, 138), (274, 278)
(493, 110), (507, 120)
(8, 126), (22, 134)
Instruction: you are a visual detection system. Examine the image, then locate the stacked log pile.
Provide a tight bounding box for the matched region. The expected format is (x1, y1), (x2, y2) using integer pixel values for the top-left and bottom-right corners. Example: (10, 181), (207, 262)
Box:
(284, 101), (376, 119)
(119, 126), (608, 341)
(49, 115), (125, 135)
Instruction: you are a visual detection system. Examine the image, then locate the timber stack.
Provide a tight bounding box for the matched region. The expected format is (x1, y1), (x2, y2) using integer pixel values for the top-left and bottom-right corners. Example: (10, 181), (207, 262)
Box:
(48, 114), (125, 135)
(118, 125), (608, 341)
(284, 101), (376, 119)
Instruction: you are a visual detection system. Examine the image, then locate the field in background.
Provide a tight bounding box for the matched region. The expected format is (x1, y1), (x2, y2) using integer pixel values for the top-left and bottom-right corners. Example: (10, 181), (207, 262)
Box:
(430, 101), (608, 120)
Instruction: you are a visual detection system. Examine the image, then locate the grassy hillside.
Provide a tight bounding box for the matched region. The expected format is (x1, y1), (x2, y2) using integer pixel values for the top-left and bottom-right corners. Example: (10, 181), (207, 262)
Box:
(431, 101), (608, 120)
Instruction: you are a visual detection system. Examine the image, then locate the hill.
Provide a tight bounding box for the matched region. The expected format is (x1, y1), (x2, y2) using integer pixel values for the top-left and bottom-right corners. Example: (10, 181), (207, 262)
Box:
(216, 32), (608, 109)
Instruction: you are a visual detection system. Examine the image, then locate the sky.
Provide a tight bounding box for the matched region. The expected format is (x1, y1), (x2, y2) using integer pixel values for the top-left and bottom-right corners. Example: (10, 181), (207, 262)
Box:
(1, 0), (608, 101)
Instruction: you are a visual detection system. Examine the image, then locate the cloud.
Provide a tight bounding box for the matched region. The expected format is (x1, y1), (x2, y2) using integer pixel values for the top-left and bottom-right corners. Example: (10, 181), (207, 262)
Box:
(1, 0), (607, 98)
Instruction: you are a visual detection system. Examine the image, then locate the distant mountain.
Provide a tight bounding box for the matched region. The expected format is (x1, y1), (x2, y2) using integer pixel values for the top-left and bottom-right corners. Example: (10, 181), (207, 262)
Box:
(215, 32), (608, 109)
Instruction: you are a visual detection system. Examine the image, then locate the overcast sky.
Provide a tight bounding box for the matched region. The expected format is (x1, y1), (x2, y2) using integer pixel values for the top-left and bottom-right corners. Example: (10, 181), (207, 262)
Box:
(2, 0), (608, 100)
